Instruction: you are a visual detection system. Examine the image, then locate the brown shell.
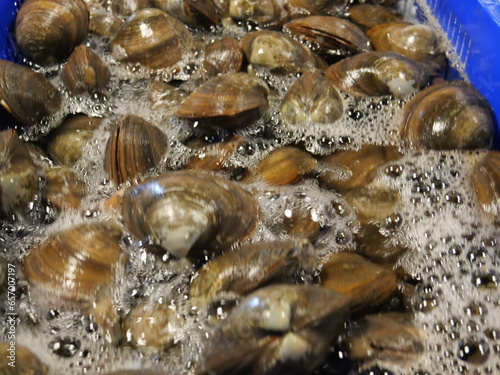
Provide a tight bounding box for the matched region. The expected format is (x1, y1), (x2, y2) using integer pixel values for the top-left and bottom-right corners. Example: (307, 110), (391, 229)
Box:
(47, 114), (102, 167)
(0, 60), (62, 127)
(0, 129), (39, 219)
(109, 8), (193, 70)
(367, 22), (439, 62)
(185, 135), (243, 171)
(400, 81), (494, 150)
(285, 16), (372, 58)
(111, 0), (150, 17)
(325, 51), (428, 98)
(121, 171), (259, 258)
(319, 144), (402, 193)
(348, 4), (402, 30)
(244, 146), (317, 186)
(0, 343), (48, 375)
(104, 114), (168, 186)
(345, 184), (400, 225)
(61, 45), (111, 96)
(228, 0), (288, 27)
(15, 0), (89, 65)
(151, 0), (221, 27)
(89, 12), (123, 38)
(287, 0), (349, 18)
(321, 252), (397, 313)
(471, 151), (500, 218)
(201, 37), (243, 79)
(44, 166), (87, 211)
(21, 223), (124, 306)
(281, 71), (344, 126)
(176, 73), (269, 129)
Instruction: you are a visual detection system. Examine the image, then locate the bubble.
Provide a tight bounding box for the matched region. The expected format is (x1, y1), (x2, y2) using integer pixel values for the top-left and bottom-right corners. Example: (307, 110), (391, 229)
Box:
(458, 340), (490, 365)
(49, 337), (81, 358)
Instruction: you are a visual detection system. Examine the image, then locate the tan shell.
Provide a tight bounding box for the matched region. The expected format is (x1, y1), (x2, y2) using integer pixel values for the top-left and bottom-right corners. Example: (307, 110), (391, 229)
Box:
(471, 151), (500, 218)
(201, 37), (243, 79)
(281, 71), (344, 126)
(121, 171), (259, 258)
(0, 60), (62, 127)
(400, 81), (494, 150)
(345, 184), (400, 225)
(111, 0), (150, 18)
(44, 166), (87, 211)
(228, 0), (288, 27)
(110, 8), (194, 70)
(176, 73), (269, 129)
(285, 16), (372, 57)
(21, 223), (124, 306)
(15, 0), (89, 65)
(348, 4), (402, 30)
(61, 45), (111, 96)
(325, 51), (428, 98)
(104, 114), (168, 186)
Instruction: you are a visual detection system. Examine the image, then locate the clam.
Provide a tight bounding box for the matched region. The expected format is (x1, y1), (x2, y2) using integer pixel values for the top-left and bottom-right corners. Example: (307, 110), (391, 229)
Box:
(471, 151), (500, 219)
(279, 202), (323, 241)
(319, 144), (402, 193)
(111, 0), (150, 17)
(185, 135), (243, 171)
(46, 114), (102, 167)
(348, 4), (402, 30)
(0, 129), (39, 219)
(0, 60), (62, 127)
(400, 81), (494, 149)
(89, 12), (123, 38)
(176, 73), (269, 129)
(21, 222), (124, 306)
(287, 0), (349, 18)
(44, 166), (87, 211)
(228, 0), (288, 27)
(200, 37), (243, 79)
(104, 114), (168, 186)
(285, 16), (372, 58)
(367, 22), (440, 62)
(61, 45), (111, 96)
(15, 0), (89, 65)
(355, 222), (409, 264)
(0, 343), (48, 375)
(321, 252), (397, 313)
(109, 8), (194, 70)
(121, 171), (259, 258)
(201, 284), (351, 375)
(243, 146), (317, 186)
(241, 30), (327, 74)
(280, 71), (344, 126)
(325, 51), (429, 98)
(151, 0), (221, 27)
(190, 239), (318, 301)
(345, 184), (400, 224)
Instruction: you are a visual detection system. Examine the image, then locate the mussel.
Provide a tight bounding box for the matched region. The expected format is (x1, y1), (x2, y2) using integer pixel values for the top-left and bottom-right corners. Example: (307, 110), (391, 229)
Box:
(0, 60), (62, 127)
(104, 114), (168, 186)
(121, 171), (259, 258)
(325, 51), (428, 98)
(15, 0), (89, 65)
(471, 151), (500, 219)
(400, 81), (494, 149)
(176, 73), (269, 129)
(110, 8), (194, 70)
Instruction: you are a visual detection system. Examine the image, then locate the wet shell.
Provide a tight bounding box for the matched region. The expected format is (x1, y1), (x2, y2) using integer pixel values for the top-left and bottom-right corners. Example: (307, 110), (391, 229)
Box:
(185, 135), (243, 171)
(241, 30), (327, 74)
(21, 223), (124, 306)
(345, 184), (400, 224)
(0, 129), (39, 219)
(176, 73), (269, 129)
(285, 16), (372, 58)
(109, 8), (194, 70)
(400, 81), (494, 150)
(471, 151), (500, 218)
(281, 71), (344, 126)
(190, 239), (317, 301)
(151, 0), (221, 27)
(104, 114), (168, 186)
(201, 37), (243, 79)
(244, 146), (317, 186)
(325, 51), (428, 98)
(121, 171), (259, 258)
(0, 343), (48, 375)
(44, 166), (87, 211)
(61, 45), (111, 96)
(47, 114), (102, 167)
(287, 0), (349, 18)
(348, 4), (402, 31)
(111, 0), (150, 17)
(0, 60), (62, 127)
(321, 252), (397, 313)
(367, 22), (440, 62)
(228, 0), (288, 27)
(15, 0), (89, 65)
(89, 12), (123, 38)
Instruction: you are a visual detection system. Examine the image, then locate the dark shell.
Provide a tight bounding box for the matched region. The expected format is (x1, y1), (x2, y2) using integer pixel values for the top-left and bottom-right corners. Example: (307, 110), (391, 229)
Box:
(471, 151), (500, 218)
(15, 0), (89, 65)
(348, 4), (402, 30)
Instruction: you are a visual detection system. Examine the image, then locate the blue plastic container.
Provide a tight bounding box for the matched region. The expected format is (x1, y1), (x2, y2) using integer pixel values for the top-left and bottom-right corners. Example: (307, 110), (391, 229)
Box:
(0, 0), (21, 62)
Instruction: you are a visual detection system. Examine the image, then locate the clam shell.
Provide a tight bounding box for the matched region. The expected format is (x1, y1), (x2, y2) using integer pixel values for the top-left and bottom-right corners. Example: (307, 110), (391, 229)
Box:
(185, 135), (243, 171)
(89, 12), (123, 38)
(228, 0), (287, 27)
(201, 37), (243, 79)
(111, 0), (150, 17)
(400, 81), (494, 149)
(44, 166), (87, 211)
(0, 60), (62, 127)
(345, 184), (400, 224)
(471, 151), (500, 218)
(151, 0), (221, 27)
(15, 0), (89, 65)
(348, 4), (402, 30)
(104, 114), (168, 186)
(176, 73), (269, 129)
(121, 171), (259, 258)
(110, 8), (193, 70)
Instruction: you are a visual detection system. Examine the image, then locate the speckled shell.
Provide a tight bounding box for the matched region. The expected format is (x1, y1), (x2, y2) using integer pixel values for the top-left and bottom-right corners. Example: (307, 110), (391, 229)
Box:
(15, 0), (89, 65)
(121, 171), (259, 258)
(0, 60), (62, 127)
(400, 81), (494, 150)
(325, 51), (428, 98)
(109, 8), (193, 70)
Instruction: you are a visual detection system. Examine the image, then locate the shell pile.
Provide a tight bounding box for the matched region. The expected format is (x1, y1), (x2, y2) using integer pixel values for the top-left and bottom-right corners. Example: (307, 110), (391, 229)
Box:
(0, 1), (499, 375)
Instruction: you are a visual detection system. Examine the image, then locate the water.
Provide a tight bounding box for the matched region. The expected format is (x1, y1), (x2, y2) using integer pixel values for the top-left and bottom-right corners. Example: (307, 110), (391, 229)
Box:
(1, 1), (499, 374)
